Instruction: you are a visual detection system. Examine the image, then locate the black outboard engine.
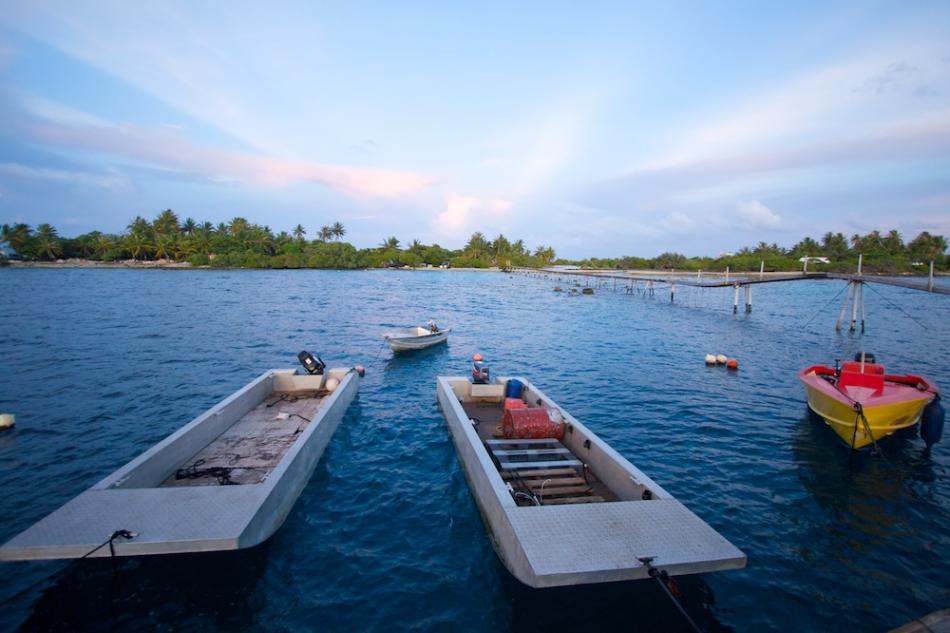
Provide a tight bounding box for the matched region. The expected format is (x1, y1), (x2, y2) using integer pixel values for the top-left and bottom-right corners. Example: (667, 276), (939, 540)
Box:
(298, 350), (326, 375)
(471, 353), (490, 384)
(854, 352), (876, 364)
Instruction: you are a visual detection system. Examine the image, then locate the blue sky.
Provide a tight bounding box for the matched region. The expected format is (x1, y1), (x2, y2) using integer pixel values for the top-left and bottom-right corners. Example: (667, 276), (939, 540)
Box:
(1, 1), (949, 257)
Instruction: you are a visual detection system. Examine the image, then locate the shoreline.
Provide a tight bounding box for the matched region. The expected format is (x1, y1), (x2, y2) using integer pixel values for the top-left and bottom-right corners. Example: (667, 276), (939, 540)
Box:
(3, 259), (947, 277)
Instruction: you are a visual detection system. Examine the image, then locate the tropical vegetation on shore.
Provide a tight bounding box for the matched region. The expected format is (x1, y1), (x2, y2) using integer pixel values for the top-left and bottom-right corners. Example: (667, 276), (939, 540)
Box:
(0, 211), (557, 269)
(577, 230), (949, 274)
(1, 212), (946, 272)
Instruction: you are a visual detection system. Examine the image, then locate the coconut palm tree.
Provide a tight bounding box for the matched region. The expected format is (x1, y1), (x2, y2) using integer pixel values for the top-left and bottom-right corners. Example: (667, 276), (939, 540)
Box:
(464, 232), (488, 259)
(124, 232), (152, 260)
(293, 224), (306, 241)
(319, 226), (333, 241)
(94, 234), (115, 260)
(331, 222), (345, 240)
(380, 236), (400, 250)
(127, 216), (152, 237)
(181, 217), (197, 235)
(153, 209), (180, 235)
(35, 224), (62, 260)
(1, 223), (32, 253)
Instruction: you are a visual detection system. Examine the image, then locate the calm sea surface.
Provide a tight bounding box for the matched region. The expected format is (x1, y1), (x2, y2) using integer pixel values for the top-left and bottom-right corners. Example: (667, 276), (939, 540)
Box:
(0, 269), (948, 632)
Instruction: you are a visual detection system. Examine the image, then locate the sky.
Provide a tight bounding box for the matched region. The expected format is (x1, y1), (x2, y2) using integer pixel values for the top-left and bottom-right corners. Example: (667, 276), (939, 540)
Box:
(1, 1), (949, 258)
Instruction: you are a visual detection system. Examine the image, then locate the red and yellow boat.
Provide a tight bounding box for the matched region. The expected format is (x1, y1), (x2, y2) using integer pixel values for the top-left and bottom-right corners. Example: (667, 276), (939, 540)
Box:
(798, 355), (941, 449)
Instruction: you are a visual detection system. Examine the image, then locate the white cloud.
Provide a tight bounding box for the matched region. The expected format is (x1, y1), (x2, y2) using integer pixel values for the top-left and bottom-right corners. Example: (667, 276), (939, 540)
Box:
(735, 200), (781, 229)
(435, 193), (511, 237)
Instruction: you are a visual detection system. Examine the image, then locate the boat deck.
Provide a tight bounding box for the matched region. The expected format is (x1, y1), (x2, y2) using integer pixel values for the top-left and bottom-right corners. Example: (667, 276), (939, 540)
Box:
(462, 402), (617, 506)
(162, 390), (326, 487)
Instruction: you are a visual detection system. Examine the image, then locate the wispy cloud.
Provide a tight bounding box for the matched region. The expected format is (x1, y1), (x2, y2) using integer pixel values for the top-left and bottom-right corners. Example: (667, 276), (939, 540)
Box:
(0, 162), (131, 191)
(8, 97), (431, 197)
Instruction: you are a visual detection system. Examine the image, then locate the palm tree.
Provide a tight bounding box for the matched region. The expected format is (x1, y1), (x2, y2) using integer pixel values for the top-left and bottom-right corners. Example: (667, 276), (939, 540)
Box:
(319, 225), (333, 242)
(154, 233), (177, 260)
(380, 236), (400, 250)
(293, 224), (306, 241)
(153, 209), (180, 235)
(181, 217), (197, 235)
(331, 222), (345, 241)
(124, 232), (153, 260)
(127, 216), (152, 237)
(464, 232), (488, 259)
(1, 223), (32, 253)
(35, 224), (61, 260)
(94, 234), (115, 260)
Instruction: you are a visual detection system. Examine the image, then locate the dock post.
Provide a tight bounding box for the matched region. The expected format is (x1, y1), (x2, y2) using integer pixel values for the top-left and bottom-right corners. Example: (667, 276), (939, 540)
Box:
(929, 260), (935, 292)
(848, 281), (861, 332)
(759, 260), (764, 280)
(725, 266), (730, 283)
(733, 283), (739, 314)
(697, 269), (702, 280)
(857, 253), (863, 277)
(836, 281), (852, 331)
(745, 284), (752, 313)
(670, 281), (675, 303)
(860, 281), (866, 332)
(803, 258), (808, 275)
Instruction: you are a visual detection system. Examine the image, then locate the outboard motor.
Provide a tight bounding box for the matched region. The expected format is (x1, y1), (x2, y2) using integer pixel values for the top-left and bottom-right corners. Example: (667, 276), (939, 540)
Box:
(854, 352), (876, 364)
(298, 350), (326, 375)
(920, 394), (945, 448)
(471, 352), (490, 384)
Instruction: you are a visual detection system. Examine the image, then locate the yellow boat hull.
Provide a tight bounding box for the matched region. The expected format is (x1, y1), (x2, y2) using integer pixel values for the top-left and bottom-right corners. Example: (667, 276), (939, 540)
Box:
(803, 385), (930, 449)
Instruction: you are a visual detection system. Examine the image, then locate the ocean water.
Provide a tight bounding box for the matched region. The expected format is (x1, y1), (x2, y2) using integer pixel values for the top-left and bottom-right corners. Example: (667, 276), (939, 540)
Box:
(0, 268), (947, 633)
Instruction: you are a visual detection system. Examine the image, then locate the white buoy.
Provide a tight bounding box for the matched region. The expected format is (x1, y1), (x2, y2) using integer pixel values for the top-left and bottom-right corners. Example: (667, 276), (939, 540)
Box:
(0, 414), (15, 430)
(705, 354), (717, 365)
(716, 354), (727, 365)
(325, 377), (340, 392)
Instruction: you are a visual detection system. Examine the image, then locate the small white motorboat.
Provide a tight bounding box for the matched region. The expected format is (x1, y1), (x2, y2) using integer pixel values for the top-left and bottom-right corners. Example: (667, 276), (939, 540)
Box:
(437, 373), (746, 588)
(0, 353), (363, 561)
(384, 321), (449, 352)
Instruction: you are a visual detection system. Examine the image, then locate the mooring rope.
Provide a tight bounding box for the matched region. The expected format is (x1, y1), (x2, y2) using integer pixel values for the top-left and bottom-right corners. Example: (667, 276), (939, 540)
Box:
(801, 282), (850, 329)
(637, 557), (702, 633)
(863, 282), (930, 331)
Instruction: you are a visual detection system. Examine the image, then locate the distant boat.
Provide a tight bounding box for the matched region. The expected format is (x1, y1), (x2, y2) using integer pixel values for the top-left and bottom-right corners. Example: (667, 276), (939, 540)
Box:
(436, 374), (746, 587)
(384, 323), (449, 352)
(0, 358), (362, 561)
(798, 354), (941, 449)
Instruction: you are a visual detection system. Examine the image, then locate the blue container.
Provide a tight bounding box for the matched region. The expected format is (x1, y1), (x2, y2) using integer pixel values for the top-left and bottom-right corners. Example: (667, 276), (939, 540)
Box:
(505, 379), (524, 399)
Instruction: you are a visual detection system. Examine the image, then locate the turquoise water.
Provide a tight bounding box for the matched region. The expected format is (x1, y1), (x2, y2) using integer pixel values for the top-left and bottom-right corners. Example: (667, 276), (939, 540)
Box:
(0, 269), (947, 632)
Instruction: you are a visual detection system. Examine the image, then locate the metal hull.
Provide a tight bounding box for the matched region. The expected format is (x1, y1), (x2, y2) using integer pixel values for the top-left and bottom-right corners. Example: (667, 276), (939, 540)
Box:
(386, 329), (449, 352)
(437, 375), (746, 588)
(0, 368), (360, 561)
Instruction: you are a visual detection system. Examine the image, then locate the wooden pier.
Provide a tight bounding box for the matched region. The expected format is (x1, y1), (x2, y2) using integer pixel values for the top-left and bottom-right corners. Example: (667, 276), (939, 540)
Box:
(513, 257), (947, 331)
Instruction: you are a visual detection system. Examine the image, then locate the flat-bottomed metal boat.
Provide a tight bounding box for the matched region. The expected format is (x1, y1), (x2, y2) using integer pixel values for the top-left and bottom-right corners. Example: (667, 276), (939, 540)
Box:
(436, 375), (746, 588)
(0, 365), (361, 561)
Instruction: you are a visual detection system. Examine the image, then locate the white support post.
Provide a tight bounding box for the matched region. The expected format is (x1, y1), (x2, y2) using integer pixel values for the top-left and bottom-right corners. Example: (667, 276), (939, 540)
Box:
(860, 281), (866, 332)
(857, 253), (863, 277)
(697, 269), (702, 280)
(733, 283), (740, 314)
(670, 281), (675, 303)
(836, 281), (853, 331)
(850, 281), (860, 332)
(803, 258), (808, 275)
(745, 284), (752, 313)
(929, 260), (935, 292)
(725, 266), (730, 283)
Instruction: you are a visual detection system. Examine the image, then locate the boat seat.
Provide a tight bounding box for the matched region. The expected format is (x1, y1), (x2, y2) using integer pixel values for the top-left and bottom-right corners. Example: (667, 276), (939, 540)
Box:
(486, 438), (583, 476)
(838, 369), (885, 391)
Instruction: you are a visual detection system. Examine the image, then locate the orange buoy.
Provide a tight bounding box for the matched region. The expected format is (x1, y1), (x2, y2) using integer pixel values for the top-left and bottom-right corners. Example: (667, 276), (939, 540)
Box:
(726, 358), (739, 370)
(472, 352), (484, 362)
